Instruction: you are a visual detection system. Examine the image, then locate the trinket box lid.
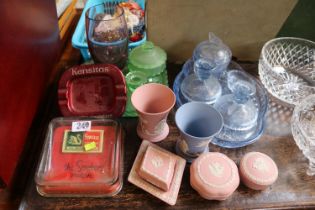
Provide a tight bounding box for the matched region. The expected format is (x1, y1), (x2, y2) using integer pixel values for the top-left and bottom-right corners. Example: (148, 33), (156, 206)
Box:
(128, 140), (186, 205)
(190, 152), (239, 200)
(239, 152), (278, 190)
(138, 145), (176, 191)
(58, 64), (127, 117)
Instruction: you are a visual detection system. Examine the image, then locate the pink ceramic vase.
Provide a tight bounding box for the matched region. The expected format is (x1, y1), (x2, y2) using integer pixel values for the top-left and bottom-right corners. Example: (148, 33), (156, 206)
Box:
(131, 83), (176, 142)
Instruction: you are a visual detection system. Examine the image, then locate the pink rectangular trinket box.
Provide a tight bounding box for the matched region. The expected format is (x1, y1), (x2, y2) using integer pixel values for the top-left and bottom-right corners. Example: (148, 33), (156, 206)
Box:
(138, 145), (176, 191)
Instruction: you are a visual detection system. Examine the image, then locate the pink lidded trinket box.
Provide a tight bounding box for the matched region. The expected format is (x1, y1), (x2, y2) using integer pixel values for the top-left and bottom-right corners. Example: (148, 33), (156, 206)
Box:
(128, 140), (186, 205)
(190, 152), (239, 200)
(239, 152), (278, 190)
(138, 145), (176, 191)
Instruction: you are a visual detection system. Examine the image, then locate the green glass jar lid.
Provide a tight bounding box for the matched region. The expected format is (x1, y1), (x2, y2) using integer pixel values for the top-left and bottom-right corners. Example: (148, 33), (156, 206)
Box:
(128, 41), (167, 74)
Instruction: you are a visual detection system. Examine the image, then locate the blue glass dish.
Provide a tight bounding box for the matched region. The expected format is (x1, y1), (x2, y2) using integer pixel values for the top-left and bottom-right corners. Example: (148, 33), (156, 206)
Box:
(173, 60), (268, 148)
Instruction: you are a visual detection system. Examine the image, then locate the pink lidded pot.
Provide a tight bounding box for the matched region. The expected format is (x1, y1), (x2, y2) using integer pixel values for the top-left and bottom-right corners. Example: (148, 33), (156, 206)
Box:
(190, 152), (239, 200)
(239, 152), (278, 190)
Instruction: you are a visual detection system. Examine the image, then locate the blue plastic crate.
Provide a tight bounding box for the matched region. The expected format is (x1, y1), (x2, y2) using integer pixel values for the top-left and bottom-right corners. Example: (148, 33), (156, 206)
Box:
(72, 0), (146, 61)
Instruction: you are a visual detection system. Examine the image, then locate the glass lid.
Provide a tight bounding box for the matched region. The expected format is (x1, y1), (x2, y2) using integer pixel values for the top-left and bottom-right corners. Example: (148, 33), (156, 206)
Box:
(180, 59), (222, 104)
(193, 32), (232, 74)
(128, 41), (166, 74)
(214, 70), (258, 131)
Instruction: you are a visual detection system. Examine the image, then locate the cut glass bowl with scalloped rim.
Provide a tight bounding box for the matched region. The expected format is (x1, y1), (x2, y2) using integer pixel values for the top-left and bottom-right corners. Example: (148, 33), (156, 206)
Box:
(291, 94), (315, 176)
(258, 37), (315, 107)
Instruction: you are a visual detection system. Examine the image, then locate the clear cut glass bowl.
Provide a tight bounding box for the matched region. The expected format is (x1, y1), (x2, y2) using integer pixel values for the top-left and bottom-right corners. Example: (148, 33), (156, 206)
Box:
(291, 94), (315, 176)
(259, 37), (315, 106)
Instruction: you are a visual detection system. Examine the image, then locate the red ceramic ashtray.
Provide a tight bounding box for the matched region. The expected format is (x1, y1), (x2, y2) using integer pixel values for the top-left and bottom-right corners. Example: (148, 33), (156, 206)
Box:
(58, 64), (127, 117)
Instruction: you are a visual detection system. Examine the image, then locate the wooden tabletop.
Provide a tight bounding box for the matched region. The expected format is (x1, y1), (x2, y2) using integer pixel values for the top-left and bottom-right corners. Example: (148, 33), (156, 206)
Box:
(17, 40), (315, 210)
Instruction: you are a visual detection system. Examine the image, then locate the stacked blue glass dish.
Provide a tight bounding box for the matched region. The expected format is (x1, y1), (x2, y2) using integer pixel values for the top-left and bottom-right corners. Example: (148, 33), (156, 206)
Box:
(173, 33), (268, 148)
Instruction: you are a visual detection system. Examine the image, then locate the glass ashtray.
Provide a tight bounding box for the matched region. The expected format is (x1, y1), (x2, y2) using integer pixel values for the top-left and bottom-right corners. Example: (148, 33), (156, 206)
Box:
(35, 117), (124, 197)
(259, 37), (315, 106)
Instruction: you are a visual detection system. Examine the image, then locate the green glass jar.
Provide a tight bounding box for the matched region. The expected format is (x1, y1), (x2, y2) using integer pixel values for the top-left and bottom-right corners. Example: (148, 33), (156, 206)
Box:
(124, 41), (168, 117)
(128, 41), (167, 84)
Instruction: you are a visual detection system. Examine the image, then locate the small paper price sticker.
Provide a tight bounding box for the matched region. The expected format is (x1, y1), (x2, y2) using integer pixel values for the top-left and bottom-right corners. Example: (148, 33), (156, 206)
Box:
(71, 121), (91, 132)
(84, 141), (97, 151)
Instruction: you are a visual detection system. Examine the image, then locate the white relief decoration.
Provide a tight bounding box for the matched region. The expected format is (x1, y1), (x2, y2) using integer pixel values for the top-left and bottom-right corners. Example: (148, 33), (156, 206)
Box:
(253, 158), (269, 172)
(151, 156), (164, 168)
(195, 140), (210, 148)
(154, 119), (166, 134)
(209, 162), (224, 177)
(141, 118), (166, 136)
(139, 116), (148, 128)
(179, 140), (189, 153)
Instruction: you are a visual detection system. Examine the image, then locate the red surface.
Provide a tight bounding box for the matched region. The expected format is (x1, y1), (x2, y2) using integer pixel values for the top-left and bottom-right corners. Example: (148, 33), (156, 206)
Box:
(70, 76), (116, 113)
(48, 126), (116, 182)
(0, 0), (60, 186)
(58, 64), (127, 117)
(38, 125), (122, 195)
